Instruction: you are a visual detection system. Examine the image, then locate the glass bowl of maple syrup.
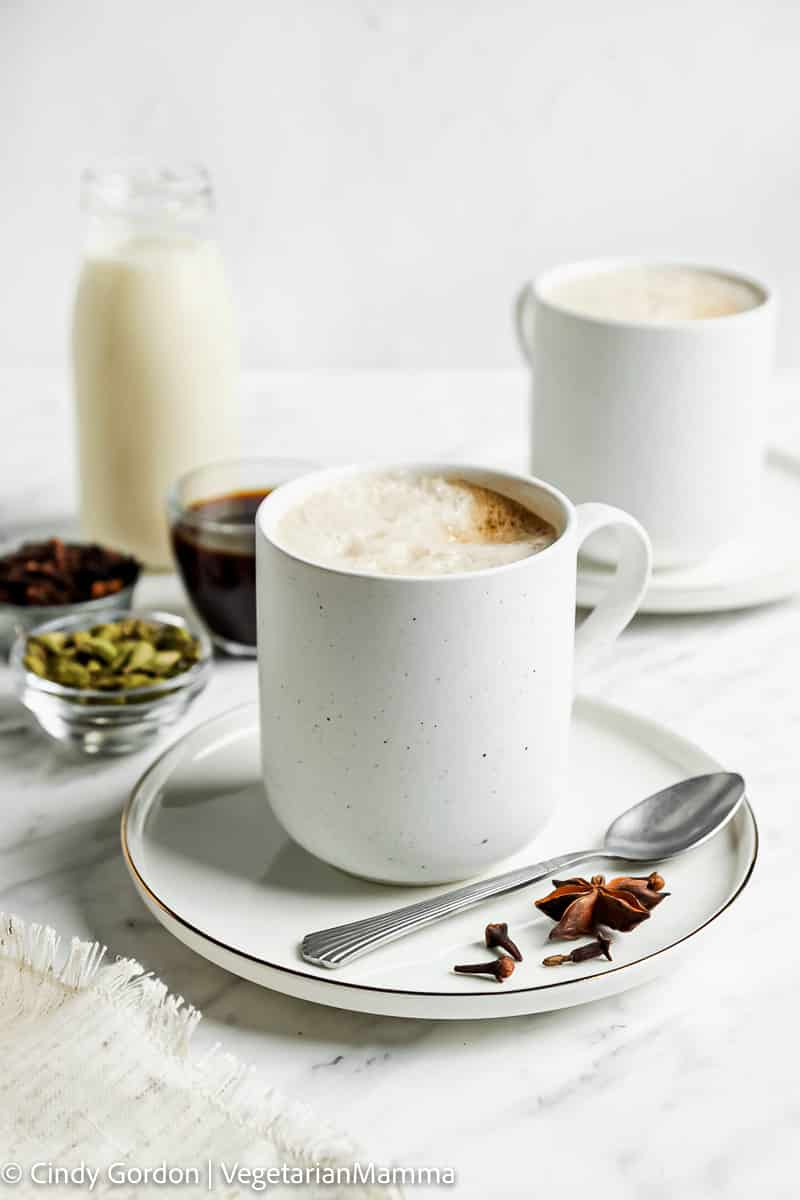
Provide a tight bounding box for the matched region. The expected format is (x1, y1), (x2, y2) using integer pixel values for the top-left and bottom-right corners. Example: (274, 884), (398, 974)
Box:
(167, 458), (316, 656)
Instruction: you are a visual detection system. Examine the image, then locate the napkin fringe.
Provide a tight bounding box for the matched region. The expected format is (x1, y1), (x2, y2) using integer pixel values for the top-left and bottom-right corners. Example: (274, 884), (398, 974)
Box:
(0, 913), (401, 1199)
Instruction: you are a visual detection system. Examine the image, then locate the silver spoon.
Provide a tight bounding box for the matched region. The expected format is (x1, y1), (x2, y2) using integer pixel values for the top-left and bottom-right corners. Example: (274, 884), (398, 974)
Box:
(301, 772), (745, 968)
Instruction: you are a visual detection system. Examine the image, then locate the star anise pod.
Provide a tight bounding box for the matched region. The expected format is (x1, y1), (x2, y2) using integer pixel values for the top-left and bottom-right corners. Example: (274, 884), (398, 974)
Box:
(606, 871), (668, 910)
(534, 872), (668, 940)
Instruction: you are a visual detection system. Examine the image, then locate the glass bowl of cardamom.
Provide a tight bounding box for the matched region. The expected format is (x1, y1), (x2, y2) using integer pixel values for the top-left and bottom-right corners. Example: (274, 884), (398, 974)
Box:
(10, 610), (212, 755)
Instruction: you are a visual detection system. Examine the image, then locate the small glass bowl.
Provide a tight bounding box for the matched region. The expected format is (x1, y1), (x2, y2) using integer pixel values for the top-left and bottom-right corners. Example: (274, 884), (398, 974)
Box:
(10, 609), (212, 756)
(167, 457), (316, 657)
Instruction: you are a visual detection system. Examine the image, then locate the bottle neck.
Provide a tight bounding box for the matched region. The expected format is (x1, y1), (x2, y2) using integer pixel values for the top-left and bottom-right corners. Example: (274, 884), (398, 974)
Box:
(81, 164), (215, 244)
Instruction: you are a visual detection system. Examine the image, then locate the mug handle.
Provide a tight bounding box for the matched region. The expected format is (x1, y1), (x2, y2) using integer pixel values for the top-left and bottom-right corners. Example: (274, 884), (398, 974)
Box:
(514, 282), (536, 365)
(573, 503), (652, 685)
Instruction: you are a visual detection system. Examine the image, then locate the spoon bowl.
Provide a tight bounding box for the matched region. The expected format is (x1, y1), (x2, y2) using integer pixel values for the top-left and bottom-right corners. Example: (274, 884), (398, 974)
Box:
(603, 772), (745, 862)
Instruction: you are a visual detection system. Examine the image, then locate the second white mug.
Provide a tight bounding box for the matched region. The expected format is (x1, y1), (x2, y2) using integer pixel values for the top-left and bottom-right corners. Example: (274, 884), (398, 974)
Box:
(516, 258), (776, 568)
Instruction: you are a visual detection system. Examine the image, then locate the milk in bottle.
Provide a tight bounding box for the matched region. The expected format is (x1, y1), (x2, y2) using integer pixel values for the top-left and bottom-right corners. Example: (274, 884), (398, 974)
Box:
(72, 165), (239, 567)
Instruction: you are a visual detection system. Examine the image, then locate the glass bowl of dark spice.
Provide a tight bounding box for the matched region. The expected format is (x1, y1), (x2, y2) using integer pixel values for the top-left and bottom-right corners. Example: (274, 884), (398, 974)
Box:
(0, 537), (140, 653)
(11, 610), (212, 755)
(167, 458), (316, 656)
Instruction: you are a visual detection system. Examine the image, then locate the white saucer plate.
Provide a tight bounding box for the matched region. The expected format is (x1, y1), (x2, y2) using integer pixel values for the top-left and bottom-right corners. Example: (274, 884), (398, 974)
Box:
(122, 700), (757, 1020)
(577, 448), (800, 614)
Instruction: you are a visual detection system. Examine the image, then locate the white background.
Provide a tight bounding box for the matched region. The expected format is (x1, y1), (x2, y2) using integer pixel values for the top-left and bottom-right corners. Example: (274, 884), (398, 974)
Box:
(3, 0), (799, 368)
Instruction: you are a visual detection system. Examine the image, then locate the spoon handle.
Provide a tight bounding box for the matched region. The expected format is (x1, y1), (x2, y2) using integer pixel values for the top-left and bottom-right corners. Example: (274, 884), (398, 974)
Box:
(301, 849), (600, 968)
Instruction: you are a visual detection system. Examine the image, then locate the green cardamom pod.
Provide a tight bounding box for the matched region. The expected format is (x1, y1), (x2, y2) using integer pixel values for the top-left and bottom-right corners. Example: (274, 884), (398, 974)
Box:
(125, 641), (156, 671)
(81, 636), (118, 664)
(23, 651), (47, 677)
(152, 649), (181, 673)
(33, 632), (68, 653)
(54, 661), (91, 688)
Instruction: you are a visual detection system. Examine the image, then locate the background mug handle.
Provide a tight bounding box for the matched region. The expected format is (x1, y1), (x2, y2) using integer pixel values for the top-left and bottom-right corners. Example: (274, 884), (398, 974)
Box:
(573, 503), (652, 685)
(514, 282), (536, 365)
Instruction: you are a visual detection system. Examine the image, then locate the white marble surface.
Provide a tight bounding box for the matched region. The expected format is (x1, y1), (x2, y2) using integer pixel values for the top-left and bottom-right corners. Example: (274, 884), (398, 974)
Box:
(2, 368), (799, 1198)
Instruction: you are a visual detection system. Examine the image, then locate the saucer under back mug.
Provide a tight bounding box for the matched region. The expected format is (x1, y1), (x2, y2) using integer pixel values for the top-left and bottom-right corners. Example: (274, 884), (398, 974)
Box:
(255, 463), (651, 885)
(516, 259), (776, 568)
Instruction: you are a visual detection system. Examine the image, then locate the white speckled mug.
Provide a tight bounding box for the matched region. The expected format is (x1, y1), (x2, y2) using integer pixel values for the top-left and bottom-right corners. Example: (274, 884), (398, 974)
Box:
(256, 463), (651, 884)
(516, 259), (776, 567)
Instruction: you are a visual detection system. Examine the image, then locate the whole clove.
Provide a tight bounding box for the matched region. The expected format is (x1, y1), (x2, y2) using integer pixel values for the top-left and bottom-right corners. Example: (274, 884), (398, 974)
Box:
(485, 921), (523, 961)
(453, 956), (516, 982)
(542, 932), (613, 966)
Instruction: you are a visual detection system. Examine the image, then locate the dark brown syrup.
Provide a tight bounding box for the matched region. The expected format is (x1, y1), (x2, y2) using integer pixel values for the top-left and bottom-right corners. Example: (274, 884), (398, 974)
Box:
(171, 489), (271, 649)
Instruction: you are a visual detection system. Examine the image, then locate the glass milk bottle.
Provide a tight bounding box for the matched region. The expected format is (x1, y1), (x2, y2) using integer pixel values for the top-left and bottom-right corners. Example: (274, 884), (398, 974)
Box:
(72, 165), (239, 568)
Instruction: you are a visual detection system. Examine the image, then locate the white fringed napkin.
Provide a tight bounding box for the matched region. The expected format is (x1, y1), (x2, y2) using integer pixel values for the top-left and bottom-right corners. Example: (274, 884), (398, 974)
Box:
(0, 915), (400, 1198)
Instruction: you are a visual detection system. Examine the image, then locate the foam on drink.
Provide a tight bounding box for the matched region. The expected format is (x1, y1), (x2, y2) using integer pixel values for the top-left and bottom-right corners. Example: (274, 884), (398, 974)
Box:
(275, 472), (557, 576)
(546, 265), (763, 323)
